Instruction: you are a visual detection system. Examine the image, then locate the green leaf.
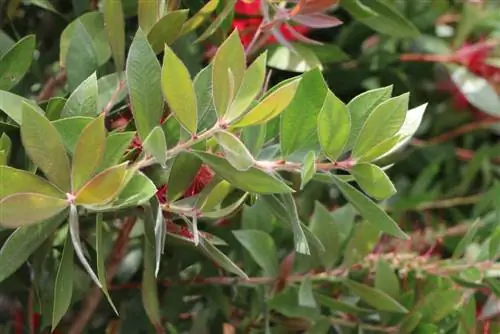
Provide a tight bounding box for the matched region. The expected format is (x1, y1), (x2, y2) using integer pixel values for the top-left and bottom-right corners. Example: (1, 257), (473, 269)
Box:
(300, 151), (316, 189)
(0, 166), (65, 200)
(233, 230), (279, 276)
(399, 313), (422, 333)
(350, 163), (396, 200)
(451, 66), (500, 118)
(52, 231), (74, 329)
(52, 117), (93, 154)
(21, 102), (71, 192)
(142, 231), (163, 330)
(96, 214), (118, 314)
(317, 91), (351, 161)
(212, 30), (245, 118)
(65, 21), (99, 90)
(193, 151), (292, 194)
(103, 0), (125, 72)
(195, 0), (235, 42)
(161, 44), (197, 134)
(68, 204), (101, 288)
(199, 238), (247, 278)
(138, 0), (159, 33)
(147, 10), (189, 54)
(142, 126), (167, 167)
(343, 221), (380, 267)
(180, 0), (219, 35)
(0, 89), (43, 125)
(417, 289), (462, 322)
(61, 72), (98, 118)
(0, 133), (11, 165)
(453, 219), (481, 260)
(268, 287), (319, 319)
(97, 73), (127, 112)
(298, 277), (317, 308)
(310, 202), (341, 269)
(214, 130), (255, 171)
(241, 124), (266, 157)
(357, 134), (403, 163)
(345, 86), (393, 151)
(195, 178), (232, 211)
(60, 12), (110, 67)
(45, 97), (66, 120)
(352, 93), (408, 159)
(457, 296), (476, 334)
(267, 43), (322, 72)
(332, 175), (407, 239)
(75, 163), (128, 206)
(0, 35), (35, 90)
(376, 103), (427, 160)
(344, 0), (419, 38)
(233, 78), (300, 128)
(315, 293), (372, 314)
(72, 114), (106, 191)
(104, 172), (156, 210)
(0, 193), (68, 228)
(200, 192), (248, 219)
(99, 132), (135, 171)
(343, 279), (408, 313)
(225, 52), (267, 122)
(375, 259), (400, 298)
(194, 64), (217, 131)
(261, 194), (310, 254)
(280, 68), (328, 157)
(167, 152), (202, 202)
(0, 212), (65, 283)
(126, 29), (163, 140)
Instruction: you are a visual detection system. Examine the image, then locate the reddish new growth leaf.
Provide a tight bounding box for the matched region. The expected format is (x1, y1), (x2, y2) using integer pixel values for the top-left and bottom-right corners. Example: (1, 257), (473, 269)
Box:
(230, 0), (341, 51)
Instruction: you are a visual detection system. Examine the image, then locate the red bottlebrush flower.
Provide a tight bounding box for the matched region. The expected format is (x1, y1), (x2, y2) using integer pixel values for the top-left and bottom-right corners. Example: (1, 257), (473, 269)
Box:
(155, 165), (214, 204)
(166, 220), (193, 239)
(235, 0), (260, 16)
(156, 185), (167, 204)
(183, 165), (214, 197)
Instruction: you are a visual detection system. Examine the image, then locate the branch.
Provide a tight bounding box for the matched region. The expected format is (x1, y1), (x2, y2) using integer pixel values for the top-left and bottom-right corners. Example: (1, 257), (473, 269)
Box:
(36, 70), (67, 103)
(67, 217), (136, 334)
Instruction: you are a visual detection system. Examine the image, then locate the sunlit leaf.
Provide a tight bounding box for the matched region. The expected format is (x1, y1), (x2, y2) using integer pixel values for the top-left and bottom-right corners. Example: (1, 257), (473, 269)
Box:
(214, 131), (254, 171)
(161, 44), (197, 134)
(21, 102), (71, 191)
(350, 163), (397, 200)
(212, 30), (245, 118)
(72, 114), (106, 191)
(75, 163), (128, 206)
(0, 193), (68, 228)
(61, 72), (98, 118)
(318, 90), (351, 161)
(0, 165), (64, 200)
(233, 78), (301, 127)
(103, 0), (125, 72)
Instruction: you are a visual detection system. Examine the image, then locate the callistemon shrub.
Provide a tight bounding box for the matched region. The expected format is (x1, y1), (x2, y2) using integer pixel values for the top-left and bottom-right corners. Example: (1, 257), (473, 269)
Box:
(3, 1), (499, 333)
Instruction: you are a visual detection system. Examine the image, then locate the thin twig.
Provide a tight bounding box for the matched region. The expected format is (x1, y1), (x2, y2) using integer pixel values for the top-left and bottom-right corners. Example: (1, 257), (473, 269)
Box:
(413, 118), (500, 146)
(414, 193), (482, 211)
(101, 78), (126, 115)
(67, 217), (136, 334)
(36, 70), (67, 103)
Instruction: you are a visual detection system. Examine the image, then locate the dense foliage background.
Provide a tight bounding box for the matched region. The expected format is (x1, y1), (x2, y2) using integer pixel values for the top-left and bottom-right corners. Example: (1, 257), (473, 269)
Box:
(1, 0), (500, 333)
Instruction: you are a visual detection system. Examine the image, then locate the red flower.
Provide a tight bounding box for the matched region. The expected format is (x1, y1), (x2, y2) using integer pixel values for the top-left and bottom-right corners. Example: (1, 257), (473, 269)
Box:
(155, 165), (214, 204)
(235, 0), (260, 16)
